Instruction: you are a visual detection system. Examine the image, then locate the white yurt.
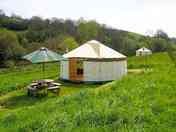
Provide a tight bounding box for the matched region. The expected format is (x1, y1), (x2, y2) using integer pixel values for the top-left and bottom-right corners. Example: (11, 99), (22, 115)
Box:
(136, 47), (152, 56)
(60, 40), (127, 82)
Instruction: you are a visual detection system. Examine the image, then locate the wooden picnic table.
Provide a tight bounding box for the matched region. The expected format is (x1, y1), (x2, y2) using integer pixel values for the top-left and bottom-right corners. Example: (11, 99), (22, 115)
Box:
(33, 79), (54, 84)
(27, 80), (61, 96)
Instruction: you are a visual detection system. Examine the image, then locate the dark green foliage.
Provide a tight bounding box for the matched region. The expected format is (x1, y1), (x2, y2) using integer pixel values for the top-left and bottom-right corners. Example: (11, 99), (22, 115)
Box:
(61, 36), (78, 52)
(0, 14), (28, 31)
(0, 29), (25, 67)
(151, 38), (168, 52)
(155, 29), (169, 40)
(167, 43), (176, 66)
(77, 20), (100, 43)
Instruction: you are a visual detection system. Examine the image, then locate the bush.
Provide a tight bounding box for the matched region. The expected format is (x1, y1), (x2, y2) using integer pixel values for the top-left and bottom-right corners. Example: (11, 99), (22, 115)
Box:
(0, 29), (25, 67)
(3, 60), (15, 68)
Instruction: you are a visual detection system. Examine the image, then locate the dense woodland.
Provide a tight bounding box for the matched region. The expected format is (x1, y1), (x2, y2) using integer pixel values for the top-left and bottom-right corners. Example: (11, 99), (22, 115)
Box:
(0, 10), (175, 67)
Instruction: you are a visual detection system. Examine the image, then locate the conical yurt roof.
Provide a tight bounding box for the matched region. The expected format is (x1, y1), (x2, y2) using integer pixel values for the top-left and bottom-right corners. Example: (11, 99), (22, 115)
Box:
(137, 47), (151, 52)
(63, 40), (126, 59)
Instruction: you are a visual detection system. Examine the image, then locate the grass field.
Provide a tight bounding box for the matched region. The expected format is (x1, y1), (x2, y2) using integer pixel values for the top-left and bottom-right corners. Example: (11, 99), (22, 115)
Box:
(0, 52), (176, 132)
(0, 63), (59, 94)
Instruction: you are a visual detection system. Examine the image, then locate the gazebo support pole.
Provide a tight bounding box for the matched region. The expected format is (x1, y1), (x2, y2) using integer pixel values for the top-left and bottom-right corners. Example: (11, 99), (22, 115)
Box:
(42, 63), (45, 72)
(42, 63), (45, 78)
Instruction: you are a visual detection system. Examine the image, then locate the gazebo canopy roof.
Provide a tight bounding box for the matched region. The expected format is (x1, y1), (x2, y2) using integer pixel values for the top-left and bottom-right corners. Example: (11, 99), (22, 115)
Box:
(63, 40), (126, 59)
(23, 47), (63, 63)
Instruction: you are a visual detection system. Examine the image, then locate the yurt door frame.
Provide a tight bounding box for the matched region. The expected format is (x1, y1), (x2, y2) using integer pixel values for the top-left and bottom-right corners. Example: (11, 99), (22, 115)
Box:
(69, 58), (84, 81)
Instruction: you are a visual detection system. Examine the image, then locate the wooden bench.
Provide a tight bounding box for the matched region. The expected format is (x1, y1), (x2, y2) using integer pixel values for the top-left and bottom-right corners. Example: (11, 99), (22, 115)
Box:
(48, 86), (60, 93)
(51, 82), (61, 86)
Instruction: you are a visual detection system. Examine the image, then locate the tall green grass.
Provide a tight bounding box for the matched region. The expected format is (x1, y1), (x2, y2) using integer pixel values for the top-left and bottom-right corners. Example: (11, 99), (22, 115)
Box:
(0, 63), (59, 94)
(0, 53), (176, 131)
(127, 52), (172, 69)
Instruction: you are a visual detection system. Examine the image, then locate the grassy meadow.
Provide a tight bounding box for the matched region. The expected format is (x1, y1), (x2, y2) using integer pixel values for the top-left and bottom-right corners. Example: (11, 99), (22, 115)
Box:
(0, 52), (176, 131)
(0, 63), (59, 94)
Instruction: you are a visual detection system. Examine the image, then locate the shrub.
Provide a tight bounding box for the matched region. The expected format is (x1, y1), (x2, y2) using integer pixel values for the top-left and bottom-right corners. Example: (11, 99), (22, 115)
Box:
(3, 60), (15, 68)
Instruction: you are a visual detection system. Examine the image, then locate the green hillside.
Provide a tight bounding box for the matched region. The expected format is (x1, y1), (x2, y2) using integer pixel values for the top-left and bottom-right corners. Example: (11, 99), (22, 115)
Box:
(0, 53), (176, 132)
(0, 11), (174, 69)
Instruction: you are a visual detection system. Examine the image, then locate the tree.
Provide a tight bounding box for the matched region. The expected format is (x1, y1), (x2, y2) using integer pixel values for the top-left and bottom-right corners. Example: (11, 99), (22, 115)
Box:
(106, 29), (126, 52)
(26, 16), (48, 42)
(122, 37), (139, 55)
(61, 36), (78, 52)
(167, 42), (176, 67)
(77, 20), (100, 43)
(50, 18), (65, 36)
(0, 13), (28, 31)
(44, 35), (65, 52)
(45, 35), (78, 53)
(155, 29), (169, 40)
(64, 20), (77, 36)
(0, 29), (25, 66)
(151, 38), (168, 52)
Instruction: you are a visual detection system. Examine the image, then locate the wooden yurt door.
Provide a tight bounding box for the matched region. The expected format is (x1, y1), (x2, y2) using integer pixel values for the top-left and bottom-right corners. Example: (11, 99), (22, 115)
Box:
(69, 58), (84, 81)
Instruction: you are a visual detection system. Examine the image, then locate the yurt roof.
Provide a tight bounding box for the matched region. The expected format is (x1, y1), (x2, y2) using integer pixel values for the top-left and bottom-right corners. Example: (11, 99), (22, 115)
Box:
(136, 47), (151, 52)
(63, 40), (126, 59)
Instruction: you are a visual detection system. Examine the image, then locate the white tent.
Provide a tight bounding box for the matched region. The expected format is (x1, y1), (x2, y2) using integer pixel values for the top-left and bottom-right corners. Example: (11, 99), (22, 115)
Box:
(136, 47), (152, 56)
(60, 40), (127, 82)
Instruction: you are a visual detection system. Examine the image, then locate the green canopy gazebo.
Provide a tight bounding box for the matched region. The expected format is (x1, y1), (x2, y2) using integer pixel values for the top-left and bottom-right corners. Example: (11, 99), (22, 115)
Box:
(22, 47), (63, 76)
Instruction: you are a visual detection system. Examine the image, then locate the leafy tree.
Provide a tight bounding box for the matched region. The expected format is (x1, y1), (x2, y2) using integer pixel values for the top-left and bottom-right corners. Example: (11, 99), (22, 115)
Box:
(64, 20), (77, 36)
(155, 29), (169, 40)
(0, 14), (28, 31)
(17, 32), (28, 48)
(26, 16), (49, 42)
(122, 37), (139, 55)
(151, 38), (168, 52)
(49, 18), (65, 36)
(44, 35), (65, 52)
(167, 42), (176, 67)
(77, 20), (100, 43)
(106, 29), (126, 52)
(0, 29), (25, 66)
(61, 36), (79, 52)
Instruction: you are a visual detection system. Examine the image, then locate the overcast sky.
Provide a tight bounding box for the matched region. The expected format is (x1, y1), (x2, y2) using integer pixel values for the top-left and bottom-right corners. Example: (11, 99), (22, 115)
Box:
(1, 0), (176, 37)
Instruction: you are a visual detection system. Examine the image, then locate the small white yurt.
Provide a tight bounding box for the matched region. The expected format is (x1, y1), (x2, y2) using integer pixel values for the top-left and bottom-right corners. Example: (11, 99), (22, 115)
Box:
(136, 47), (152, 56)
(60, 40), (127, 83)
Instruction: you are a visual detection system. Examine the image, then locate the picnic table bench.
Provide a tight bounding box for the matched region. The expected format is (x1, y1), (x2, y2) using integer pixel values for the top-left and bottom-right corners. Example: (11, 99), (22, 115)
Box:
(27, 80), (61, 96)
(48, 86), (60, 93)
(48, 83), (61, 93)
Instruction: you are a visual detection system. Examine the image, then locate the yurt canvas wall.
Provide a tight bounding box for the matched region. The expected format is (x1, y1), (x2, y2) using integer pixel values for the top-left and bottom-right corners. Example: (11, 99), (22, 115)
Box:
(60, 60), (69, 80)
(60, 58), (127, 82)
(83, 60), (127, 82)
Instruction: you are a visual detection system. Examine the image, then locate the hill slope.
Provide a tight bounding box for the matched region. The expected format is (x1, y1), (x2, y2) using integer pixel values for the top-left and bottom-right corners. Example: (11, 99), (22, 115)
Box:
(0, 53), (176, 132)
